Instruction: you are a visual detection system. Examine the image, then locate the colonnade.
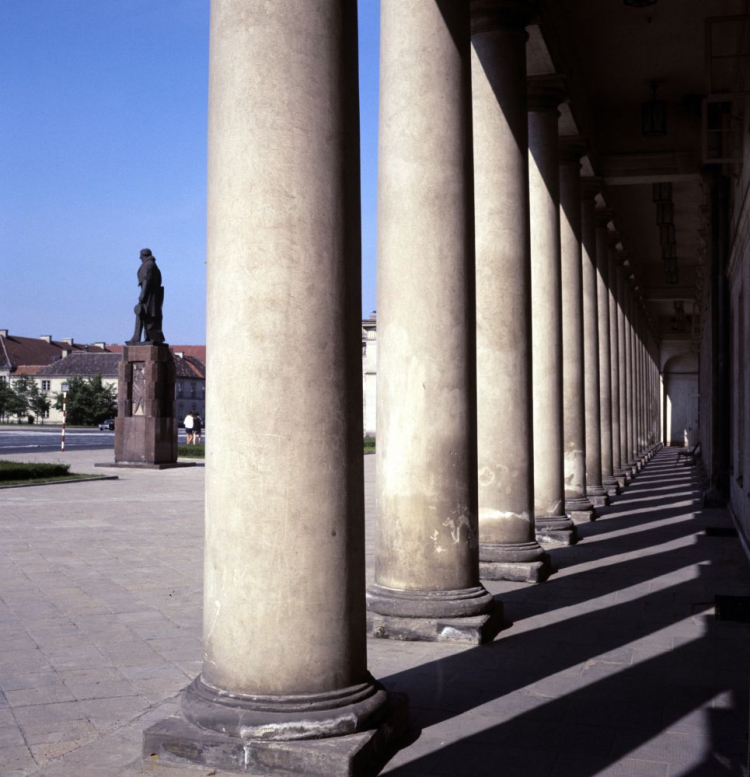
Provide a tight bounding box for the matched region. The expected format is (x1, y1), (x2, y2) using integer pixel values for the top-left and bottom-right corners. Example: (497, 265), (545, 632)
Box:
(146, 1), (663, 774)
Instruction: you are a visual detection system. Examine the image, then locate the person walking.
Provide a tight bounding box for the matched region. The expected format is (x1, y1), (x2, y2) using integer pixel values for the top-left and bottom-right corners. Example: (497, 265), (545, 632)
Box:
(193, 413), (203, 445)
(184, 411), (194, 445)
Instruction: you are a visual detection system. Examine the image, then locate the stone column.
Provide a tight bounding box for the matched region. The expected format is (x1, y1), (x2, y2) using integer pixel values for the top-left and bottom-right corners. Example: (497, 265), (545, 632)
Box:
(559, 137), (595, 521)
(625, 277), (639, 471)
(366, 0), (499, 645)
(610, 249), (628, 487)
(595, 211), (619, 497)
(145, 3), (403, 773)
(635, 304), (647, 464)
(527, 75), (577, 546)
(617, 261), (635, 479)
(581, 180), (608, 508)
(472, 0), (550, 583)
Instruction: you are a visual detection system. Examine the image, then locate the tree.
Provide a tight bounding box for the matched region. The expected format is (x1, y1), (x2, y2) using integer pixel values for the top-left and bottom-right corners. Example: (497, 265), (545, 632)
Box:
(28, 382), (51, 424)
(10, 376), (33, 423)
(53, 375), (117, 426)
(0, 380), (15, 422)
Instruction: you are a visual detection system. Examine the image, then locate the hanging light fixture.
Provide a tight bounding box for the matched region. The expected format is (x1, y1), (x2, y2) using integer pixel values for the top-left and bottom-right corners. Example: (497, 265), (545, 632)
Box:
(652, 182), (672, 202)
(655, 201), (674, 224)
(665, 258), (679, 285)
(660, 223), (675, 245)
(642, 82), (667, 137)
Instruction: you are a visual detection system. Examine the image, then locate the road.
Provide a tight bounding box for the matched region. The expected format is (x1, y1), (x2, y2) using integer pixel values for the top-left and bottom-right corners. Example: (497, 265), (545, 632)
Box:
(0, 428), (199, 455)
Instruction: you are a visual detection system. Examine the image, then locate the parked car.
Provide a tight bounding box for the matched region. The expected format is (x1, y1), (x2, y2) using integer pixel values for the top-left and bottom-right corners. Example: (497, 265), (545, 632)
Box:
(99, 418), (115, 431)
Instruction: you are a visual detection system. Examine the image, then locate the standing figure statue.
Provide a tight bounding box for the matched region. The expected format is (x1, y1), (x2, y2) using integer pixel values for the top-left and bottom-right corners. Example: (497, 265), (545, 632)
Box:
(127, 248), (166, 345)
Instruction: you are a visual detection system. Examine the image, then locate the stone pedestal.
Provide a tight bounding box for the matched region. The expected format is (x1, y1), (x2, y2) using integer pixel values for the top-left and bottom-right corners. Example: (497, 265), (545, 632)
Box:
(144, 693), (408, 776)
(472, 0), (551, 583)
(112, 344), (179, 468)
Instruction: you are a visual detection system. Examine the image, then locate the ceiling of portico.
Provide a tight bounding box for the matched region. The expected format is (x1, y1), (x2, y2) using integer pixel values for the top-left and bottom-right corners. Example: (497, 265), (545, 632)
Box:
(531, 0), (750, 343)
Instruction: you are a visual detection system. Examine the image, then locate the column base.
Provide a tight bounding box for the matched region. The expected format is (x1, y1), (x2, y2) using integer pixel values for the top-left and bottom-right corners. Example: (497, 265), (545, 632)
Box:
(602, 475), (620, 497)
(365, 584), (494, 619)
(586, 486), (609, 508)
(180, 676), (387, 741)
(367, 603), (503, 645)
(479, 558), (550, 583)
(534, 514), (578, 546)
(565, 497), (596, 523)
(613, 468), (630, 488)
(143, 691), (409, 776)
(478, 540), (551, 583)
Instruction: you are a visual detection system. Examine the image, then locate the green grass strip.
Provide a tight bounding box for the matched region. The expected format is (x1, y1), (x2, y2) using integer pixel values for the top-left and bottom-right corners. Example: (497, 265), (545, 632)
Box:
(0, 460), (71, 482)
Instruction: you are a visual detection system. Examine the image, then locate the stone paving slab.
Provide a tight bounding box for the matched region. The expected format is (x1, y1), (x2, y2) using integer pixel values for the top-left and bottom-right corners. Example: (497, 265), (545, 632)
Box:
(0, 447), (747, 776)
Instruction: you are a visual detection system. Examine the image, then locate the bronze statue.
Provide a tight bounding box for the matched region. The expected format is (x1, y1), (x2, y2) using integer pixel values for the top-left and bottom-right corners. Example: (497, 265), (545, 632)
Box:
(127, 248), (166, 345)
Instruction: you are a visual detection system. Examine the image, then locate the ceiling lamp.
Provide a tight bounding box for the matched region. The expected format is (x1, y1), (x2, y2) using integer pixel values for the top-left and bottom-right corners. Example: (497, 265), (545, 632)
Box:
(653, 182), (672, 202)
(665, 258), (679, 285)
(642, 82), (667, 137)
(656, 201), (674, 224)
(660, 223), (675, 245)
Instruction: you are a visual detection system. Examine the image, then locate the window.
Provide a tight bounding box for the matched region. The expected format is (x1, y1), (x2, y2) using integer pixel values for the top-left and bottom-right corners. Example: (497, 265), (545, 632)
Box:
(41, 380), (51, 392)
(190, 382), (196, 397)
(176, 382), (183, 397)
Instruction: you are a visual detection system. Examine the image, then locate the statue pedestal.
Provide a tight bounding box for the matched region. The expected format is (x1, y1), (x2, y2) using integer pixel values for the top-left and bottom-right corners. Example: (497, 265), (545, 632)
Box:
(110, 344), (182, 468)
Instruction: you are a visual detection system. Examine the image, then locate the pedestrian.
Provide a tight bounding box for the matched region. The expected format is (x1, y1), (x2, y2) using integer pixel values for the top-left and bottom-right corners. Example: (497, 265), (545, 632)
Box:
(184, 411), (194, 445)
(193, 413), (203, 445)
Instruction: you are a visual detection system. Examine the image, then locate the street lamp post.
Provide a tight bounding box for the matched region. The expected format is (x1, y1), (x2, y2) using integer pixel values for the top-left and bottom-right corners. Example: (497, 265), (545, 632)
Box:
(61, 382), (69, 452)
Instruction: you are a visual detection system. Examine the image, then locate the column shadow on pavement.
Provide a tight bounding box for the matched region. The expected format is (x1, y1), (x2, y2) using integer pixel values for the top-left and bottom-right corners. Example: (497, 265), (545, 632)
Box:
(378, 449), (749, 775)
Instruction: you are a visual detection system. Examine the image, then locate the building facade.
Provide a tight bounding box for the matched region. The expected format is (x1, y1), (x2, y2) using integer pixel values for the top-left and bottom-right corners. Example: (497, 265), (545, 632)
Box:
(0, 333), (205, 424)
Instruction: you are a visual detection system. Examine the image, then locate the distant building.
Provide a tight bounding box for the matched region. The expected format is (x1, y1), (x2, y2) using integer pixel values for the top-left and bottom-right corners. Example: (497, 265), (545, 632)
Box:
(362, 313), (376, 436)
(0, 331), (108, 385)
(0, 331), (205, 424)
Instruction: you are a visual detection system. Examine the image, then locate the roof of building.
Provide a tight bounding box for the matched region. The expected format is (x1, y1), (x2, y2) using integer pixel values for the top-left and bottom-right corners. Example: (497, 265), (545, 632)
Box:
(0, 334), (107, 372)
(36, 353), (121, 378)
(35, 351), (205, 380)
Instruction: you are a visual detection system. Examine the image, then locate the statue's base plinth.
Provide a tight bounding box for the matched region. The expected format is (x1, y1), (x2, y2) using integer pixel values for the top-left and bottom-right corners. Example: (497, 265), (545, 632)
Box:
(114, 344), (178, 467)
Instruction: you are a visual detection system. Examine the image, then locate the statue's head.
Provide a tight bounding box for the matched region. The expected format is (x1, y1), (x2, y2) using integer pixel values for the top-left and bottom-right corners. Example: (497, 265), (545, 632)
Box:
(140, 248), (153, 261)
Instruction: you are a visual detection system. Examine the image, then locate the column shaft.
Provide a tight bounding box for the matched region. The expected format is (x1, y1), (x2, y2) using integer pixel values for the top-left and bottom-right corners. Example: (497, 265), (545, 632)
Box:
(472, 1), (549, 582)
(617, 264), (632, 476)
(560, 139), (594, 519)
(609, 252), (625, 485)
(367, 0), (496, 641)
(625, 282), (637, 468)
(581, 184), (607, 507)
(171, 0), (391, 754)
(596, 217), (618, 496)
(528, 77), (576, 545)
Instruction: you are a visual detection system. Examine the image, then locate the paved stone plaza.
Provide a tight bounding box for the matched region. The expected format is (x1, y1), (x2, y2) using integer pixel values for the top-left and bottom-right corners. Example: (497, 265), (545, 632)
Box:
(0, 448), (747, 776)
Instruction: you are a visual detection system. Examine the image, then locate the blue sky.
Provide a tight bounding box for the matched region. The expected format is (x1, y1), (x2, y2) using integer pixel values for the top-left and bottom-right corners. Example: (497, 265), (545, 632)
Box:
(0, 0), (380, 345)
